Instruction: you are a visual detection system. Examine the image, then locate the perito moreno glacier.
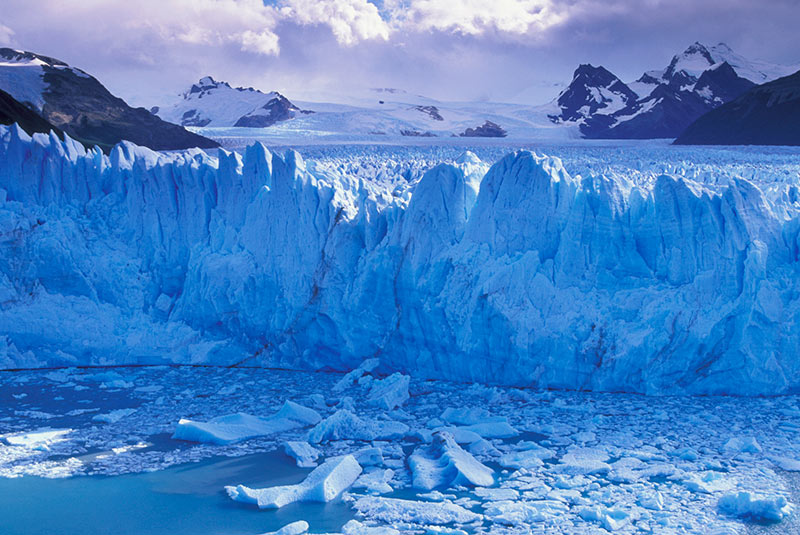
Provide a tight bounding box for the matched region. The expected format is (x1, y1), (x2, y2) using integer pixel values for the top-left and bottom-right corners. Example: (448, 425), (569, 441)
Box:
(1, 123), (798, 396)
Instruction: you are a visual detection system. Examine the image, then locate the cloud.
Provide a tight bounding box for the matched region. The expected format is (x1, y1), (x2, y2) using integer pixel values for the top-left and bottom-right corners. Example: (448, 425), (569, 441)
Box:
(0, 24), (14, 45)
(1, 0), (797, 107)
(280, 0), (390, 45)
(388, 0), (569, 36)
(240, 30), (281, 56)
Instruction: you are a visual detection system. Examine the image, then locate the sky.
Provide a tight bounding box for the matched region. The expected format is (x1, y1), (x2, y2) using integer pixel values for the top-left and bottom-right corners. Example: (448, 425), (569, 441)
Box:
(0, 0), (798, 108)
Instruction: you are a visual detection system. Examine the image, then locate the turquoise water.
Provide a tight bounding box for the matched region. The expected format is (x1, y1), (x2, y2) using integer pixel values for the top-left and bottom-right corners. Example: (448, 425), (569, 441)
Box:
(0, 451), (354, 535)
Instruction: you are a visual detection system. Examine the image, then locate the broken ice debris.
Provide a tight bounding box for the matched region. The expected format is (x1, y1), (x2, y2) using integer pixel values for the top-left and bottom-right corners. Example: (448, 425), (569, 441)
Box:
(409, 432), (494, 489)
(226, 454), (362, 509)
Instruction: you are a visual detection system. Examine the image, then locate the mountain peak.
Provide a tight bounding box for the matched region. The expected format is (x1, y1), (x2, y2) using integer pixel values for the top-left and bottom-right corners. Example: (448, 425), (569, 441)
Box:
(571, 64), (619, 86)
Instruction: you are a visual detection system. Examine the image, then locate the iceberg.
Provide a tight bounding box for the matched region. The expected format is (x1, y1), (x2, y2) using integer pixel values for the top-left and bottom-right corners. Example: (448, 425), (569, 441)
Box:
(366, 373), (410, 410)
(408, 432), (494, 489)
(2, 125), (800, 395)
(307, 410), (409, 444)
(718, 491), (792, 522)
(283, 441), (320, 468)
(173, 401), (320, 445)
(225, 454), (362, 509)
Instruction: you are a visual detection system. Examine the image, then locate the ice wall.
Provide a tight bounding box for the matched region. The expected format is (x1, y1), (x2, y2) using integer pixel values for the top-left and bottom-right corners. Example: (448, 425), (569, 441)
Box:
(1, 124), (799, 395)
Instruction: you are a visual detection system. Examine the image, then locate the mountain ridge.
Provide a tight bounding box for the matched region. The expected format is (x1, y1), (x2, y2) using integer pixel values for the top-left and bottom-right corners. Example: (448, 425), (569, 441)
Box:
(0, 48), (218, 152)
(675, 69), (800, 146)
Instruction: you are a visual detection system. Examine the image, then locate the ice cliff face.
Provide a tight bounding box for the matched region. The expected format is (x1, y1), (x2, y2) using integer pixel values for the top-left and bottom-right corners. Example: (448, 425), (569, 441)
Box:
(1, 124), (799, 395)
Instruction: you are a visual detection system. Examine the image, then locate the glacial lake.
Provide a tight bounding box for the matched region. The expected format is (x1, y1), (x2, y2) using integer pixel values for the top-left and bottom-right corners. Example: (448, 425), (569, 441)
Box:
(0, 450), (354, 535)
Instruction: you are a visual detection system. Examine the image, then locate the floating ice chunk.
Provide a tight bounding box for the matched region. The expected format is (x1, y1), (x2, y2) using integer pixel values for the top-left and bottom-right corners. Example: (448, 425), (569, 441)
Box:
(770, 456), (800, 471)
(333, 358), (380, 392)
(283, 441), (320, 468)
(226, 454), (362, 509)
(473, 487), (519, 501)
(367, 373), (410, 410)
(102, 379), (134, 389)
(721, 437), (762, 455)
(337, 396), (356, 411)
(554, 448), (611, 475)
(358, 375), (374, 388)
(409, 432), (494, 490)
(607, 457), (647, 483)
(82, 371), (126, 383)
(669, 447), (699, 461)
(439, 408), (518, 438)
(432, 426), (482, 444)
(718, 491), (792, 522)
(458, 422), (519, 439)
(1, 428), (71, 450)
(468, 439), (500, 457)
(307, 410), (409, 444)
(258, 520), (309, 535)
(353, 468), (394, 494)
(44, 371), (72, 383)
(354, 446), (384, 467)
(499, 440), (556, 469)
(174, 413), (299, 445)
(441, 407), (507, 426)
(579, 505), (635, 531)
(638, 491), (665, 511)
(341, 519), (399, 535)
(309, 393), (326, 409)
(92, 408), (136, 424)
(498, 450), (545, 470)
(682, 471), (734, 494)
(353, 496), (482, 525)
(484, 500), (568, 525)
(174, 401), (319, 445)
(273, 400), (322, 426)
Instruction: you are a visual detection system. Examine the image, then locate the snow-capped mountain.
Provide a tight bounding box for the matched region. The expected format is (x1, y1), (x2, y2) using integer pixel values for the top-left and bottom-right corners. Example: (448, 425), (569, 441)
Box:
(676, 68), (800, 145)
(183, 85), (572, 142)
(0, 48), (217, 151)
(552, 64), (638, 123)
(551, 42), (799, 139)
(155, 76), (309, 128)
(158, 80), (567, 140)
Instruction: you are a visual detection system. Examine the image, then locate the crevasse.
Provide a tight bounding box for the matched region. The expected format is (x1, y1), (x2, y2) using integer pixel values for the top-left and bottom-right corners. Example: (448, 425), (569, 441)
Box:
(1, 124), (798, 395)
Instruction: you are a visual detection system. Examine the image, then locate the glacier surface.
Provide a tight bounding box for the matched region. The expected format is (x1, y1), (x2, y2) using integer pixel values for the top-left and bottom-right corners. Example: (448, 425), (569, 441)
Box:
(2, 124), (800, 395)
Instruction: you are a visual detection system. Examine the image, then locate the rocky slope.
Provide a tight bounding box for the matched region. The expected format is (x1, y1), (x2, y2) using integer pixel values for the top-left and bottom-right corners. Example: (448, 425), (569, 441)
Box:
(675, 69), (800, 146)
(0, 48), (218, 152)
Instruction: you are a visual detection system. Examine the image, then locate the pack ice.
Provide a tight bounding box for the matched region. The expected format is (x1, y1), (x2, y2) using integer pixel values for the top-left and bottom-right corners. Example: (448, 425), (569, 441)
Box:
(2, 124), (800, 395)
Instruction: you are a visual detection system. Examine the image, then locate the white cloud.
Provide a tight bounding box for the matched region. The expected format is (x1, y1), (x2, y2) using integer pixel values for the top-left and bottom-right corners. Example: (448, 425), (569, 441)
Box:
(279, 0), (391, 45)
(0, 24), (15, 45)
(388, 0), (569, 36)
(240, 30), (281, 56)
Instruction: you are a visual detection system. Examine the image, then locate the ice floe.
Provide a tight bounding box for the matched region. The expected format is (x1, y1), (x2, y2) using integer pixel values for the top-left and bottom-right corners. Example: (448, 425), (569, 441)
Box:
(226, 454), (362, 509)
(409, 432), (494, 489)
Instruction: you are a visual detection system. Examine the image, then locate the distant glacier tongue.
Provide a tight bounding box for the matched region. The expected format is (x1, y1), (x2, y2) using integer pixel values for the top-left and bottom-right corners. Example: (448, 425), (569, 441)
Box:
(0, 123), (798, 395)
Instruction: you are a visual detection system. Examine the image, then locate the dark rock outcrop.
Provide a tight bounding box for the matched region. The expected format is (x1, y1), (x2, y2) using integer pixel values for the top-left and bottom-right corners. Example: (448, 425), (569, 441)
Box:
(675, 69), (800, 146)
(459, 121), (507, 138)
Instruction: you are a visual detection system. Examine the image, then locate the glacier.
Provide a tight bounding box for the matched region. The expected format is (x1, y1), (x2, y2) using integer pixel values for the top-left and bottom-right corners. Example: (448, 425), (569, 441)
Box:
(2, 123), (800, 395)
